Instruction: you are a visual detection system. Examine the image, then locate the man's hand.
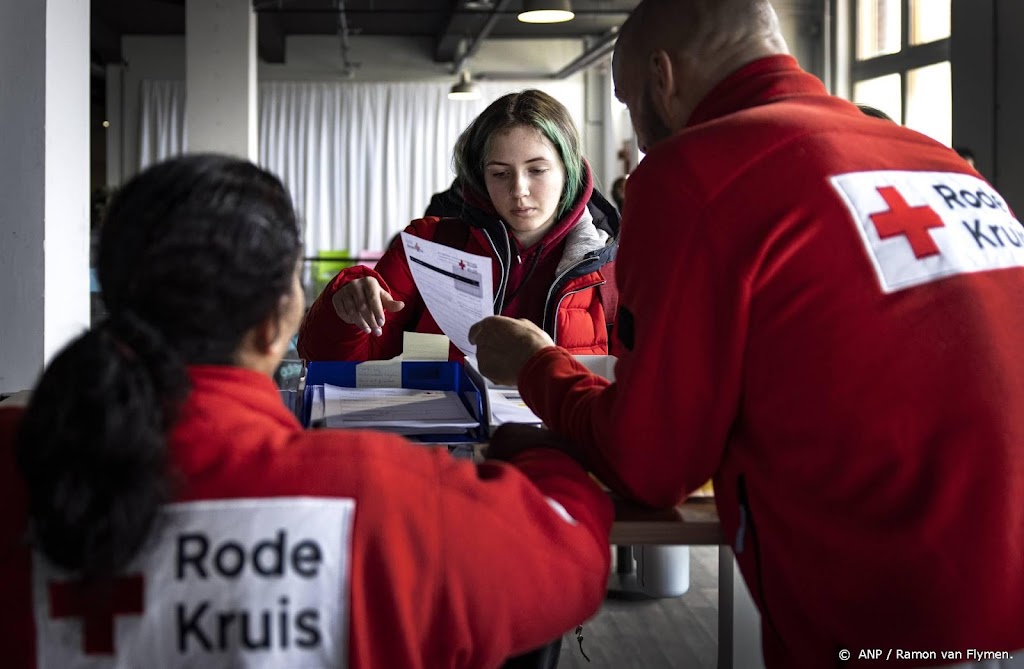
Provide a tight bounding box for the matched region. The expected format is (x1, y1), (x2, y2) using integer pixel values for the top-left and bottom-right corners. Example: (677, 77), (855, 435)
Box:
(331, 277), (405, 336)
(468, 316), (555, 386)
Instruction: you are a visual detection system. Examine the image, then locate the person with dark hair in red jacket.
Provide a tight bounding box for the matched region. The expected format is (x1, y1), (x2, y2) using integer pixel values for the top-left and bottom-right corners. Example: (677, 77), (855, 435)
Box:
(424, 178), (466, 218)
(297, 88), (619, 363)
(468, 0), (1024, 667)
(0, 154), (613, 669)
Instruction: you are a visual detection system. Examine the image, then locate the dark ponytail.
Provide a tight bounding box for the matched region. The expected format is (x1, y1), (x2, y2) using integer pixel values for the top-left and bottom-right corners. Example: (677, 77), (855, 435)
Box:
(16, 154), (302, 580)
(17, 315), (187, 578)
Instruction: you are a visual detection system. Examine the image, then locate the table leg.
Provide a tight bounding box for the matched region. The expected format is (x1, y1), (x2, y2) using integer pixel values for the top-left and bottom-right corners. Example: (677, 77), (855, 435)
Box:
(718, 546), (765, 669)
(616, 545), (634, 575)
(718, 546), (733, 669)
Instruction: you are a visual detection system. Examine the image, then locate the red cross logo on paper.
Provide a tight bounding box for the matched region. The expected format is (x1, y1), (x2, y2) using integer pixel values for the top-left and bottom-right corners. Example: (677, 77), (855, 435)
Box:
(48, 574), (145, 655)
(458, 260), (466, 270)
(869, 186), (946, 259)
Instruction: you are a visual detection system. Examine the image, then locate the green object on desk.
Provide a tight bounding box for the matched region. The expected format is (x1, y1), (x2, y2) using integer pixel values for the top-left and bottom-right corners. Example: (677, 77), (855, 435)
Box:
(310, 249), (354, 298)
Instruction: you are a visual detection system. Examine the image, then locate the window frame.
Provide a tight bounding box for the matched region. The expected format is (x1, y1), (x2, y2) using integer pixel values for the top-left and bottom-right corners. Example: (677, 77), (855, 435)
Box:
(849, 0), (951, 126)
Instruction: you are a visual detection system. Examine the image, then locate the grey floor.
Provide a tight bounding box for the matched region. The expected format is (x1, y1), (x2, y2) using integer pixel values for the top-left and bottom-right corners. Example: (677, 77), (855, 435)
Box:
(556, 547), (719, 669)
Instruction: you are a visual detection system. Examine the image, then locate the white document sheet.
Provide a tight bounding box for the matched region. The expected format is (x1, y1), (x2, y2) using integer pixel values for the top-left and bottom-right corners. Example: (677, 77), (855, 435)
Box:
(308, 385), (326, 426)
(400, 231), (493, 355)
(323, 384), (479, 431)
(488, 388), (543, 427)
(355, 357), (403, 388)
(403, 331), (450, 361)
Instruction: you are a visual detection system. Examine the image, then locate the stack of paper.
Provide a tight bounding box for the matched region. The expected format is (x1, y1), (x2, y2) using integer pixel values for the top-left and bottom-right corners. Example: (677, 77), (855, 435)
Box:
(462, 356), (542, 429)
(323, 384), (479, 436)
(487, 388), (543, 427)
(463, 354), (619, 432)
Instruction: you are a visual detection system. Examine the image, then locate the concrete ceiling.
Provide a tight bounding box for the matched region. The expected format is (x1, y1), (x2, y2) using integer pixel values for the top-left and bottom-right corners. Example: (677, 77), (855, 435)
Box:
(91, 0), (639, 67)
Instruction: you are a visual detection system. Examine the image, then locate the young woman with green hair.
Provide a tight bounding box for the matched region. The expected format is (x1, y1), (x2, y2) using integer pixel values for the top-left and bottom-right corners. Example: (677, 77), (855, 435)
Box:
(298, 88), (620, 362)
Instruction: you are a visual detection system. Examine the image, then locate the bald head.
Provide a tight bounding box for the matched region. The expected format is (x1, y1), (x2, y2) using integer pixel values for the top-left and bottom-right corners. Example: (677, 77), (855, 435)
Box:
(617, 0), (787, 64)
(612, 0), (789, 148)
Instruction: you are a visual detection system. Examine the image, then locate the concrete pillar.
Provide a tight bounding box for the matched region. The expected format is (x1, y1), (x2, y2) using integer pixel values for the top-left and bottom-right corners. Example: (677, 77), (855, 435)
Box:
(775, 0), (827, 80)
(583, 64), (611, 191)
(828, 0), (853, 98)
(185, 0), (258, 159)
(0, 0), (90, 393)
(105, 63), (124, 187)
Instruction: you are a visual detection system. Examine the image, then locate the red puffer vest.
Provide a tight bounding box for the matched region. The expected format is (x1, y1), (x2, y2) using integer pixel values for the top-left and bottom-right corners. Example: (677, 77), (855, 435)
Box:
(298, 181), (619, 362)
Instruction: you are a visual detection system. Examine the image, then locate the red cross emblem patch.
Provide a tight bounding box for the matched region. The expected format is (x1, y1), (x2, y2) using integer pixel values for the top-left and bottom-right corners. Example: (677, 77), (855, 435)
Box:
(869, 186), (946, 258)
(48, 574), (145, 655)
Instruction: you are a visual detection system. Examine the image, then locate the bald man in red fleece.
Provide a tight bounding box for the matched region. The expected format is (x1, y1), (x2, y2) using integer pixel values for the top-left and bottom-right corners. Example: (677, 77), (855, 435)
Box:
(470, 1), (1024, 667)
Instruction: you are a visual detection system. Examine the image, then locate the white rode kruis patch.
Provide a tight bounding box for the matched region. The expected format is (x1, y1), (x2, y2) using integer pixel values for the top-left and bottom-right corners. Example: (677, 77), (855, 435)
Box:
(33, 497), (355, 669)
(830, 170), (1023, 293)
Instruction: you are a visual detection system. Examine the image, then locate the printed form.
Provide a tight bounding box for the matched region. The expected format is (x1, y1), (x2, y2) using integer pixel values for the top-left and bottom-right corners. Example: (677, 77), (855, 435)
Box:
(322, 385), (479, 433)
(400, 231), (493, 355)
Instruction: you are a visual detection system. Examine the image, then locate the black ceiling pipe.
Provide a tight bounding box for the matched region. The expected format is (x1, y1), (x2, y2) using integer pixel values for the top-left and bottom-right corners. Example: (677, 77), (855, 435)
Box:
(475, 26), (619, 81)
(452, 0), (515, 74)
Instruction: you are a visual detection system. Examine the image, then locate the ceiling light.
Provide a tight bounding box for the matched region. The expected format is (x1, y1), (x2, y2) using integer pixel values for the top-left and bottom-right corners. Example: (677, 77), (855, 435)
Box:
(518, 0), (574, 24)
(448, 70), (481, 101)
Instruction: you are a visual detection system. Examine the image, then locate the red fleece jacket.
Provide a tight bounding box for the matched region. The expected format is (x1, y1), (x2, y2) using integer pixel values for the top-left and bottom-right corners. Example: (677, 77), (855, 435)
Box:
(518, 55), (1024, 667)
(0, 366), (612, 669)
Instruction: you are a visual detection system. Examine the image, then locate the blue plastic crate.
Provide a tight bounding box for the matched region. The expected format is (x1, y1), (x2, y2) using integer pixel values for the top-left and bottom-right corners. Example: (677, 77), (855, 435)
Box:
(302, 361), (486, 442)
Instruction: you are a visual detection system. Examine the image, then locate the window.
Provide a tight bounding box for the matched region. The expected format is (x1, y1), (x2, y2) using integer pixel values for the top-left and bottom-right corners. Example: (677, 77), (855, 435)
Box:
(850, 0), (951, 145)
(905, 61), (951, 143)
(856, 0), (900, 59)
(853, 73), (902, 123)
(910, 0), (951, 46)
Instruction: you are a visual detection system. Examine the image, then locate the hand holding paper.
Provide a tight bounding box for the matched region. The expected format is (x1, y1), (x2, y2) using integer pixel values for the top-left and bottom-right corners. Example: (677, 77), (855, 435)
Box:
(332, 276), (405, 335)
(468, 316), (555, 386)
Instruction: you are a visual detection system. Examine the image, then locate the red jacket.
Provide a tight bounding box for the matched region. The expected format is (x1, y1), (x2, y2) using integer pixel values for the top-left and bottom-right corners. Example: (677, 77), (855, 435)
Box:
(518, 56), (1024, 667)
(0, 366), (612, 669)
(298, 180), (619, 362)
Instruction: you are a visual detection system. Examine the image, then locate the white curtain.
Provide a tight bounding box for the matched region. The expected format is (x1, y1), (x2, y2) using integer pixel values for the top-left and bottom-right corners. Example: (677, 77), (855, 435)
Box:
(138, 78), (584, 256)
(138, 80), (186, 170)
